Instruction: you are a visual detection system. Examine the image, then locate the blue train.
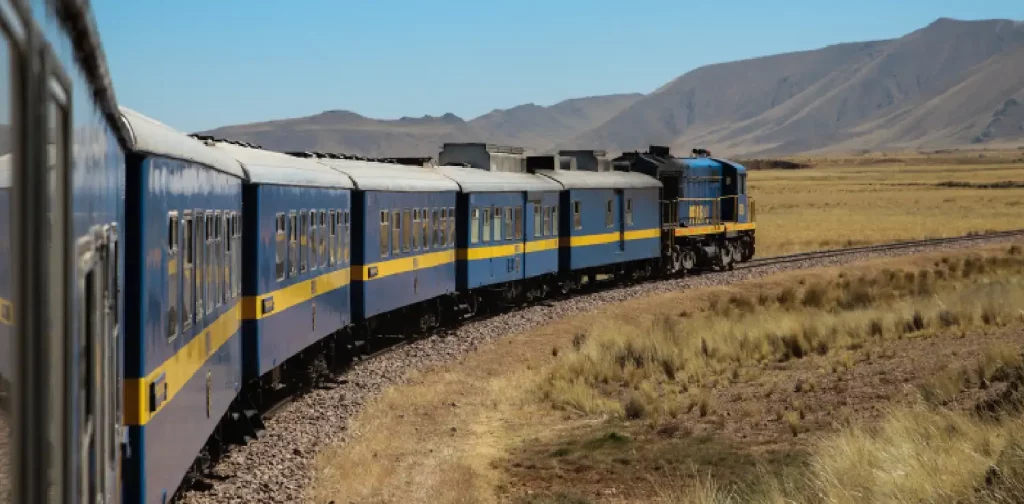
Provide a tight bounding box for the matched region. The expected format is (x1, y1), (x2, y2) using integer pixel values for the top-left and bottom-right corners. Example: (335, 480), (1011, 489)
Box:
(0, 3), (756, 503)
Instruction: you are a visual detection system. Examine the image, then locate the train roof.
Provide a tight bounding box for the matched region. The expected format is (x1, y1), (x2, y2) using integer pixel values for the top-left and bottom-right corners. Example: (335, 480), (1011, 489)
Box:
(119, 107), (246, 179)
(714, 158), (748, 174)
(532, 169), (662, 190)
(312, 157), (460, 192)
(204, 141), (354, 189)
(435, 165), (563, 192)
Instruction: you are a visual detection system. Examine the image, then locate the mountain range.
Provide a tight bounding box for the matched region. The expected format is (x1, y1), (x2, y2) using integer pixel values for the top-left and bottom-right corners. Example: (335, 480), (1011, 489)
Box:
(199, 17), (1024, 158)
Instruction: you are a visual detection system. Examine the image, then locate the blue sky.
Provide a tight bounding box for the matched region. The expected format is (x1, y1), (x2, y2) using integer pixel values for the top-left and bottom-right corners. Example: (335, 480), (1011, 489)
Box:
(93, 0), (1024, 133)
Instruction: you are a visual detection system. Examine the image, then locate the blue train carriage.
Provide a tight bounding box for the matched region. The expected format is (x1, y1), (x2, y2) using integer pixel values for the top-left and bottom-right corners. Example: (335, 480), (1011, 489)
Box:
(298, 154), (460, 334)
(0, 2), (130, 503)
(436, 143), (564, 308)
(120, 107), (246, 504)
(529, 150), (663, 287)
(199, 139), (355, 389)
(611, 145), (756, 272)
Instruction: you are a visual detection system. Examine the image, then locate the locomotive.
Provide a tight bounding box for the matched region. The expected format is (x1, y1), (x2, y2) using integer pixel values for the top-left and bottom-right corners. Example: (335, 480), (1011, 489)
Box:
(0, 2), (756, 503)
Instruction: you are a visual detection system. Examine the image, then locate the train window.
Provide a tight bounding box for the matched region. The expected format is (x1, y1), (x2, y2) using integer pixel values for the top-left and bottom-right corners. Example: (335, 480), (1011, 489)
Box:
(319, 210), (327, 268)
(289, 212), (298, 276)
(183, 213), (193, 329)
(402, 209), (412, 252)
(448, 207), (455, 246)
(432, 209), (440, 248)
(573, 201), (582, 230)
(493, 207), (502, 241)
(299, 211), (308, 273)
(235, 213), (241, 297)
(222, 212), (230, 305)
(470, 207), (479, 244)
(392, 210), (401, 255)
(626, 199), (634, 226)
(195, 212), (204, 320)
(276, 213), (286, 280)
(328, 210), (336, 266)
(422, 208), (430, 251)
(543, 207), (552, 236)
(167, 212), (179, 341)
(206, 211), (215, 315)
(504, 207), (512, 241)
(412, 209), (421, 251)
(514, 207), (523, 239)
(309, 210), (318, 271)
(482, 207), (491, 243)
(605, 200), (613, 228)
(534, 203), (542, 238)
(344, 211), (351, 263)
(344, 210), (352, 262)
(380, 210), (389, 258)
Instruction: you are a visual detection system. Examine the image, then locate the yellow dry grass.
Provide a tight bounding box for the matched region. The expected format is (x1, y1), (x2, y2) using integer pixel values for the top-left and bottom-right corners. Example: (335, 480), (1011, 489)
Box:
(750, 152), (1024, 256)
(311, 243), (1024, 504)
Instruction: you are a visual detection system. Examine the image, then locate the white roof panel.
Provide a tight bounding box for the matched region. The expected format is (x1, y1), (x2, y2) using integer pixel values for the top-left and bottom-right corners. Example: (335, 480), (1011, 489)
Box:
(316, 158), (459, 192)
(533, 169), (661, 190)
(209, 143), (353, 189)
(119, 107), (245, 178)
(435, 165), (563, 192)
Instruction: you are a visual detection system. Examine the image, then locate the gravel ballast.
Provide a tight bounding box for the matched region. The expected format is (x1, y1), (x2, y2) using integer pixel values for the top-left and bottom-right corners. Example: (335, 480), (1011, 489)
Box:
(178, 236), (1023, 504)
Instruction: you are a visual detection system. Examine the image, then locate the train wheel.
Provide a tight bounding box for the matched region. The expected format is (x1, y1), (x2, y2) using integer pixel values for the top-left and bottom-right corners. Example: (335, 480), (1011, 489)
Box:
(682, 249), (696, 271)
(719, 243), (734, 271)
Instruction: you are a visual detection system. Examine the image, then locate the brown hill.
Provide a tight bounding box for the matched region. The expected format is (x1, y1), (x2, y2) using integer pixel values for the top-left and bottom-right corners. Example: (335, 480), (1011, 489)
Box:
(199, 18), (1024, 158)
(566, 18), (1024, 155)
(198, 94), (641, 157)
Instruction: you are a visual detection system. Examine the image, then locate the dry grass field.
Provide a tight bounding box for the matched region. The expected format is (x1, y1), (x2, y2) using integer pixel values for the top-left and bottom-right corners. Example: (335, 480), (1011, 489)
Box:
(311, 242), (1024, 504)
(749, 150), (1024, 256)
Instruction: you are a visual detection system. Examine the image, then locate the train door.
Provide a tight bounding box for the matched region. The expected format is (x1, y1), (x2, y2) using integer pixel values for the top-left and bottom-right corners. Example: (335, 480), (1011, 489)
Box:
(615, 190), (625, 252)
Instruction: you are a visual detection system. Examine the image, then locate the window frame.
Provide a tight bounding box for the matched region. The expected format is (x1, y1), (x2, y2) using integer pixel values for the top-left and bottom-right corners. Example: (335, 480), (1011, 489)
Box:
(392, 209), (401, 255)
(319, 209), (327, 269)
(182, 212), (194, 329)
(289, 211), (298, 276)
(470, 207), (479, 244)
(276, 213), (289, 281)
(167, 211), (179, 341)
(493, 207), (502, 241)
(482, 207), (491, 243)
(573, 201), (582, 230)
(402, 208), (412, 253)
(533, 202), (541, 238)
(448, 207), (455, 246)
(299, 210), (308, 273)
(605, 200), (614, 228)
(412, 208), (421, 251)
(625, 199), (634, 226)
(380, 209), (390, 258)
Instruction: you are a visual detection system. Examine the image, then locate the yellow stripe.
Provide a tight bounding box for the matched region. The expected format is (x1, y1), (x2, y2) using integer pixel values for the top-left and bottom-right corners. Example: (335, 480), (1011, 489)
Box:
(458, 243), (521, 260)
(565, 228), (661, 247)
(353, 249), (456, 281)
(240, 267), (351, 321)
(675, 225), (726, 236)
(123, 302), (241, 426)
(168, 258), (177, 276)
(525, 238), (559, 253)
(0, 297), (12, 326)
(727, 222), (756, 232)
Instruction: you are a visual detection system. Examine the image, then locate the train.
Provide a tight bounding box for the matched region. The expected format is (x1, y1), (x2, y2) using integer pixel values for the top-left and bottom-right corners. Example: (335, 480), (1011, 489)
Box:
(0, 1), (755, 503)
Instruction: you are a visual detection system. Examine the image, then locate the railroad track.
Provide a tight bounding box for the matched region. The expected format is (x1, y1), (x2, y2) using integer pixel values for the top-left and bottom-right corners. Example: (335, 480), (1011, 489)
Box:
(739, 229), (1024, 269)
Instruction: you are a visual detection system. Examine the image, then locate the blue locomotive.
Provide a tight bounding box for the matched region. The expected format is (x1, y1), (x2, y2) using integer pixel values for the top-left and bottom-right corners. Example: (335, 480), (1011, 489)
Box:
(0, 4), (756, 502)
